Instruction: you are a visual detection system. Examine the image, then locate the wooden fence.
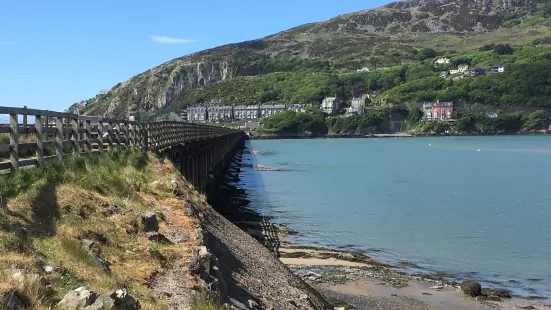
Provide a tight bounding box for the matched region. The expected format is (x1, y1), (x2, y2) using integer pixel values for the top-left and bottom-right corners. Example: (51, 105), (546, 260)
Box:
(0, 106), (241, 172)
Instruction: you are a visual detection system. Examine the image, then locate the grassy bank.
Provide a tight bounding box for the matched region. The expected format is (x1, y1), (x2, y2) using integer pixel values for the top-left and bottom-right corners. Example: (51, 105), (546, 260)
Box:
(0, 150), (209, 309)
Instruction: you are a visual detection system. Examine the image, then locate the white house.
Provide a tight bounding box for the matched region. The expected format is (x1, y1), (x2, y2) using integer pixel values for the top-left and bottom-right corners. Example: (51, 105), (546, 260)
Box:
(450, 64), (469, 75)
(356, 67), (370, 73)
(435, 58), (450, 65)
(321, 96), (340, 115)
(491, 64), (505, 73)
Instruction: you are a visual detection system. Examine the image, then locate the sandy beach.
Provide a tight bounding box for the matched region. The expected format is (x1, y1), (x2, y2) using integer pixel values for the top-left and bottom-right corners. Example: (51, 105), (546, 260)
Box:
(278, 243), (551, 310)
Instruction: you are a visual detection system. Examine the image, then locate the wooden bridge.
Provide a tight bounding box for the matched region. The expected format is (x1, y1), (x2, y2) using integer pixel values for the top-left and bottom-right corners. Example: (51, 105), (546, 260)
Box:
(0, 106), (247, 190)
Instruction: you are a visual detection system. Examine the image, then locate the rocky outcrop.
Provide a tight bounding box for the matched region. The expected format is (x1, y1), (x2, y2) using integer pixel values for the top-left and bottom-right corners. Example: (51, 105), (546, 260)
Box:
(56, 287), (141, 310)
(460, 280), (482, 297)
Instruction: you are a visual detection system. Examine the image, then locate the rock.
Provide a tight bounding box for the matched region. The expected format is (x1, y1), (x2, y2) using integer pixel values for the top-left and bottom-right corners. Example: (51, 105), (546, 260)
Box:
(9, 269), (49, 286)
(1, 290), (27, 309)
(299, 294), (309, 300)
(460, 280), (482, 297)
(91, 255), (111, 274)
(519, 306), (536, 310)
(430, 285), (443, 289)
(81, 239), (101, 255)
(229, 298), (249, 310)
(56, 286), (102, 309)
(147, 233), (172, 244)
(334, 307), (346, 310)
(109, 288), (141, 309)
(482, 288), (511, 298)
(6, 222), (27, 239)
(247, 299), (259, 308)
(43, 265), (57, 273)
(141, 212), (159, 232)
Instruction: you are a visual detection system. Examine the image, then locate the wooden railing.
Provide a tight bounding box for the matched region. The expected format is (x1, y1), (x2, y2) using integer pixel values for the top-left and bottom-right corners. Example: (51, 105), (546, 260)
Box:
(0, 106), (241, 172)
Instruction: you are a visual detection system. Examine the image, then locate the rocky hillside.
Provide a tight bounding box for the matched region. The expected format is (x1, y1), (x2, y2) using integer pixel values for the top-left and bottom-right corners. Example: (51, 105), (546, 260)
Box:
(73, 0), (551, 120)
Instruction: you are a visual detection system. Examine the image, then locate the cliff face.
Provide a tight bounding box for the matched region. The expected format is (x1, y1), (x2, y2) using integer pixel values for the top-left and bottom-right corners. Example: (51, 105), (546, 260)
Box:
(86, 61), (236, 118)
(73, 0), (550, 119)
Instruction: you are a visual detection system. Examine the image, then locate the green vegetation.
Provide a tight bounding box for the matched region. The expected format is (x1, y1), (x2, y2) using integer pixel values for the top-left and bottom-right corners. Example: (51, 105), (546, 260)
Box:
(0, 150), (204, 309)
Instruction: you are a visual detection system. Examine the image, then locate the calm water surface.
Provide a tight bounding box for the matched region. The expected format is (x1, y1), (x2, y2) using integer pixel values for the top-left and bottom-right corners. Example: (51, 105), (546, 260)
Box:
(239, 136), (551, 298)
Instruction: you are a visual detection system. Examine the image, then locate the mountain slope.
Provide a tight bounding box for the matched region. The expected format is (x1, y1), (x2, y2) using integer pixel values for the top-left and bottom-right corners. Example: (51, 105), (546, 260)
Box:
(73, 0), (551, 120)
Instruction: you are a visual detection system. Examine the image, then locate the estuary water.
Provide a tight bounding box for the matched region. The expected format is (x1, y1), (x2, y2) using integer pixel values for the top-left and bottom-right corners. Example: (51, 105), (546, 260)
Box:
(239, 136), (551, 299)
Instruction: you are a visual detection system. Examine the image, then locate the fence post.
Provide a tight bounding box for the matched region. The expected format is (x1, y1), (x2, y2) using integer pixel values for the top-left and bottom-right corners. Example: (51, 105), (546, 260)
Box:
(107, 122), (113, 150)
(85, 120), (92, 152)
(98, 122), (104, 153)
(36, 115), (44, 166)
(9, 113), (19, 171)
(55, 117), (64, 160)
(71, 117), (79, 153)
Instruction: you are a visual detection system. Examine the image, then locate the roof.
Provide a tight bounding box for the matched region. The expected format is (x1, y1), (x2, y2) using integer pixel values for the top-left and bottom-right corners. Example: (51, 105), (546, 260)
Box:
(492, 64), (504, 68)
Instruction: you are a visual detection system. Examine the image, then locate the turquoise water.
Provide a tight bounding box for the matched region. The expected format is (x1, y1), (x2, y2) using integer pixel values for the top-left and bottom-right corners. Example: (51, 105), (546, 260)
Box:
(239, 136), (551, 298)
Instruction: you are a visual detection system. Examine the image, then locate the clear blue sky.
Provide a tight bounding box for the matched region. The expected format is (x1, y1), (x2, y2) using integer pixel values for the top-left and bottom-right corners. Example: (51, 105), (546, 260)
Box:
(0, 0), (390, 113)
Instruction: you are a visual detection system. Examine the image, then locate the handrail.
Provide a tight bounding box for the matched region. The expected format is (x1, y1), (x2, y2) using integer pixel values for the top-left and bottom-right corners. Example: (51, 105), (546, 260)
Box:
(0, 106), (243, 172)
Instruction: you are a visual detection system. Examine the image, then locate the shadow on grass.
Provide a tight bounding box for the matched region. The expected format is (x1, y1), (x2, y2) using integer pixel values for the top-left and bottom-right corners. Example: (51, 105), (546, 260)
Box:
(1, 150), (150, 238)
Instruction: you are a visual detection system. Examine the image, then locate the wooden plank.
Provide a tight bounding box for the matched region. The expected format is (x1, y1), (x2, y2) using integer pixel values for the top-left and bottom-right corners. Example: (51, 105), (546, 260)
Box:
(55, 117), (63, 160)
(43, 127), (57, 134)
(18, 158), (37, 167)
(0, 145), (8, 153)
(19, 143), (37, 151)
(0, 127), (8, 133)
(97, 122), (104, 153)
(71, 118), (79, 153)
(36, 115), (44, 166)
(85, 120), (92, 152)
(10, 113), (19, 171)
(0, 161), (11, 171)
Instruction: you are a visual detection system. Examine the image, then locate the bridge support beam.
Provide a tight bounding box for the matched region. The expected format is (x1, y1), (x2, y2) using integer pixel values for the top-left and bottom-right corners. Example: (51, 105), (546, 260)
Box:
(163, 132), (247, 192)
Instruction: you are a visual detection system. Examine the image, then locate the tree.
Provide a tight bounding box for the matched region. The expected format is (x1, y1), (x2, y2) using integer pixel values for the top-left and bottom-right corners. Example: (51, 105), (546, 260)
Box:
(523, 110), (550, 131)
(494, 44), (514, 55)
(418, 48), (438, 61)
(406, 106), (423, 126)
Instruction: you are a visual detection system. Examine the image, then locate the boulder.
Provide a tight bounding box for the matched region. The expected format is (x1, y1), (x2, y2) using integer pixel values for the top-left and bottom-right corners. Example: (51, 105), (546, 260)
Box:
(147, 233), (171, 244)
(141, 212), (159, 232)
(56, 286), (104, 309)
(460, 280), (482, 297)
(109, 288), (141, 310)
(57, 287), (140, 310)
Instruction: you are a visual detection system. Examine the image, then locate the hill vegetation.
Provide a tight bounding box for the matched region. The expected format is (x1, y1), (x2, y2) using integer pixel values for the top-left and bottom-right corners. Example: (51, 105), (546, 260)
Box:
(72, 0), (551, 122)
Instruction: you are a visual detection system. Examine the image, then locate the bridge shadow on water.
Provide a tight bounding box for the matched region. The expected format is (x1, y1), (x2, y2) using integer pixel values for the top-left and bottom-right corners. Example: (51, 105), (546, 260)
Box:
(206, 143), (281, 257)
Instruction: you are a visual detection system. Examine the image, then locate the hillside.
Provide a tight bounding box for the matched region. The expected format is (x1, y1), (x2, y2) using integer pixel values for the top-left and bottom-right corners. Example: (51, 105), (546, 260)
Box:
(72, 0), (551, 120)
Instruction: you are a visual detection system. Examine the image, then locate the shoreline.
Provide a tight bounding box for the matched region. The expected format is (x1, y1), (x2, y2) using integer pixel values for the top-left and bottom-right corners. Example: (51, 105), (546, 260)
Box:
(247, 131), (551, 140)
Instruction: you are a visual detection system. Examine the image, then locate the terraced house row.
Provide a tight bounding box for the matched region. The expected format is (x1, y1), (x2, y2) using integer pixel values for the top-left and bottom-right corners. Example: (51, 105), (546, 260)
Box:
(183, 103), (312, 123)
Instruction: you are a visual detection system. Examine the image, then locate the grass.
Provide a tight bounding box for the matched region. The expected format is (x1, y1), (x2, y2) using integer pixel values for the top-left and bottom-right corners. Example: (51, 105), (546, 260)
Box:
(0, 149), (204, 309)
(191, 298), (224, 310)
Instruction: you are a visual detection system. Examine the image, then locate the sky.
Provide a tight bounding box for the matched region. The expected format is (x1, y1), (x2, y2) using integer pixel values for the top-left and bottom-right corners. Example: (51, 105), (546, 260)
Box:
(0, 0), (391, 116)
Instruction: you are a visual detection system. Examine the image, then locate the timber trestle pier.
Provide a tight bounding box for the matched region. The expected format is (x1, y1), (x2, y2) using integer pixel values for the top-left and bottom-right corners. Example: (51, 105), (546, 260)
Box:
(0, 106), (247, 190)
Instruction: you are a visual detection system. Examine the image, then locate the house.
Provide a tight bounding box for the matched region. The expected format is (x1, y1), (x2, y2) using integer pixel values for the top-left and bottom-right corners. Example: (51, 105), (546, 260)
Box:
(435, 58), (450, 65)
(286, 104), (312, 113)
(487, 112), (498, 118)
(464, 68), (486, 77)
(234, 105), (260, 120)
(439, 71), (448, 78)
(97, 89), (110, 95)
(207, 105), (233, 122)
(450, 64), (469, 75)
(348, 95), (368, 116)
(431, 100), (454, 121)
(421, 103), (434, 120)
(186, 105), (208, 122)
(259, 104), (286, 118)
(356, 67), (370, 73)
(321, 96), (340, 115)
(490, 64), (505, 73)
